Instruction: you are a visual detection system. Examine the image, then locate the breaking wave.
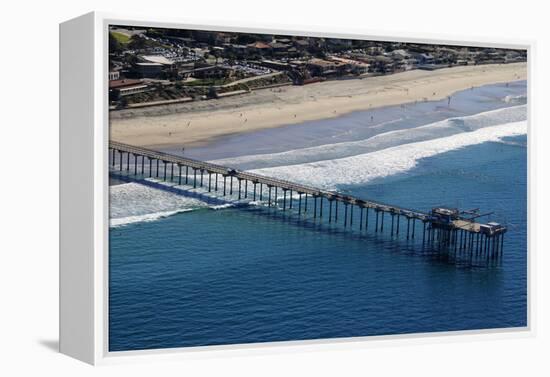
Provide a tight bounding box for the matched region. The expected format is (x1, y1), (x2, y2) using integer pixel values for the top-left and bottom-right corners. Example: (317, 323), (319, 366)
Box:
(110, 105), (527, 227)
(250, 121), (527, 190)
(211, 105), (526, 170)
(109, 182), (209, 227)
(503, 94), (527, 105)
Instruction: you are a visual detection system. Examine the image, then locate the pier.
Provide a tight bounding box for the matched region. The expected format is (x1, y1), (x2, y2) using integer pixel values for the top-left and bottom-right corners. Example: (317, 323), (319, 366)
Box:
(109, 141), (507, 260)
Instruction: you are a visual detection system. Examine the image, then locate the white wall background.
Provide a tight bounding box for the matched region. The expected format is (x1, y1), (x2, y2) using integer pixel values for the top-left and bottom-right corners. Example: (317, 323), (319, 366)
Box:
(1, 0), (548, 375)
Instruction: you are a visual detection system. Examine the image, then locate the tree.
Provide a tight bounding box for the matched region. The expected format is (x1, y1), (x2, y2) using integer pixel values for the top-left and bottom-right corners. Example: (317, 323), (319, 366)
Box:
(207, 86), (218, 99)
(118, 96), (128, 109)
(123, 53), (139, 66)
(146, 28), (166, 39)
(128, 35), (147, 50)
(236, 34), (257, 45)
(109, 33), (122, 54)
(314, 50), (327, 59)
(210, 49), (221, 66)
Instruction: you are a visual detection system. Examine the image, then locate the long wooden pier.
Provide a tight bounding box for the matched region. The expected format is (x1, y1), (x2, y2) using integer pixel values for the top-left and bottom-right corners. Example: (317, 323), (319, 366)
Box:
(109, 141), (507, 258)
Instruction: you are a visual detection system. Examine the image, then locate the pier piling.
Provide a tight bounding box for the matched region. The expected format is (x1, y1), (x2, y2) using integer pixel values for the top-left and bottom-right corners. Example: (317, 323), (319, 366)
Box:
(109, 142), (508, 266)
(238, 178), (242, 200)
(313, 196), (317, 218)
(344, 204), (348, 227)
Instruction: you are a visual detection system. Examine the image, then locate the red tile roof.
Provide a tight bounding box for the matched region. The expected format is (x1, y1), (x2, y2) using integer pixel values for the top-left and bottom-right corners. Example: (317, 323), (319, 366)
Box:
(109, 79), (144, 89)
(247, 41), (271, 49)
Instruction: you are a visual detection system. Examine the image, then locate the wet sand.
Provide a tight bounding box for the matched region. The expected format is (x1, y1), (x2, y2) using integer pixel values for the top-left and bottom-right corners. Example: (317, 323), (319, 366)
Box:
(110, 63), (527, 149)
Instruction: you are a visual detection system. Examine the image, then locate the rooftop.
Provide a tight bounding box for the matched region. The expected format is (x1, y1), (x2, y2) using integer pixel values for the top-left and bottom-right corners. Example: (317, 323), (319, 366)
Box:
(140, 55), (175, 65)
(109, 79), (144, 89)
(247, 41), (271, 49)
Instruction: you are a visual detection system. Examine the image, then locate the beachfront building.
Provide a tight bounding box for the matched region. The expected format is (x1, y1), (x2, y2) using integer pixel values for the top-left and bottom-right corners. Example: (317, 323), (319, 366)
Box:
(223, 44), (248, 59)
(109, 79), (149, 100)
(412, 52), (435, 64)
(247, 41), (272, 56)
(306, 58), (350, 77)
(391, 49), (411, 60)
(109, 71), (120, 80)
(368, 55), (395, 74)
(326, 38), (353, 50)
(259, 60), (293, 71)
(269, 41), (291, 56)
(135, 62), (164, 78)
(293, 39), (311, 51)
(328, 56), (369, 75)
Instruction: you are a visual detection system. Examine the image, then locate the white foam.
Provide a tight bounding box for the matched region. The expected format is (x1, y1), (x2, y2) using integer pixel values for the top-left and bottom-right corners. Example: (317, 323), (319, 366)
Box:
(109, 182), (208, 227)
(211, 105), (526, 170)
(110, 208), (194, 227)
(251, 121), (527, 190)
(110, 106), (527, 226)
(503, 94), (527, 104)
(210, 203), (236, 210)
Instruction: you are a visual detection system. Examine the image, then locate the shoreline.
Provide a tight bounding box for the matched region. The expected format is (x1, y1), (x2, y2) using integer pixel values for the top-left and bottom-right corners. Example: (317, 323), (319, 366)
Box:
(110, 63), (527, 149)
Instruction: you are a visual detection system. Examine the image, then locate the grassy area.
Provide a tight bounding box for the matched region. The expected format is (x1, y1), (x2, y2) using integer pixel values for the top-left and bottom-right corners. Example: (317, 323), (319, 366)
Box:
(111, 32), (130, 44)
(183, 78), (232, 87)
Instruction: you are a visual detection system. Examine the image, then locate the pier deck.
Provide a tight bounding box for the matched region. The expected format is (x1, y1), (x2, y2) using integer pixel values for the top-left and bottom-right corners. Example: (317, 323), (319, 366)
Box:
(109, 140), (507, 257)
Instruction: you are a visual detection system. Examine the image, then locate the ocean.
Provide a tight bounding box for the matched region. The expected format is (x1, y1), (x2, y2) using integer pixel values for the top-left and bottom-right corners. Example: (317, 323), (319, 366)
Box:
(108, 81), (527, 352)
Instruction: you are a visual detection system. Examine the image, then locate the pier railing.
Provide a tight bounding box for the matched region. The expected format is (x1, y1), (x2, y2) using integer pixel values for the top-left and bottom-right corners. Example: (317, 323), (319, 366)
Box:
(109, 140), (507, 259)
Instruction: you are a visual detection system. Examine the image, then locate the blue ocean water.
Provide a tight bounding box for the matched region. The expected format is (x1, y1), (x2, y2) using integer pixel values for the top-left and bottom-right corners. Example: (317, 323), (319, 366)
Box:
(109, 84), (527, 352)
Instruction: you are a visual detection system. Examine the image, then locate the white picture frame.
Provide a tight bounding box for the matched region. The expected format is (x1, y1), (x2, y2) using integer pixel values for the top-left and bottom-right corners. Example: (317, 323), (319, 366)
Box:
(59, 11), (534, 365)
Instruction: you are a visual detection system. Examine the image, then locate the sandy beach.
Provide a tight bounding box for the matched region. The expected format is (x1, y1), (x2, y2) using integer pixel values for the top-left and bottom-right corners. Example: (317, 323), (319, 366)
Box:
(110, 63), (527, 149)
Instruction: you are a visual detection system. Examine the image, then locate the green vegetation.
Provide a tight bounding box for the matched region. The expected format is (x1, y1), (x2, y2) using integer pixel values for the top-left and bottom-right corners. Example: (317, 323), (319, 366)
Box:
(122, 84), (193, 105)
(183, 78), (232, 87)
(111, 31), (131, 44)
